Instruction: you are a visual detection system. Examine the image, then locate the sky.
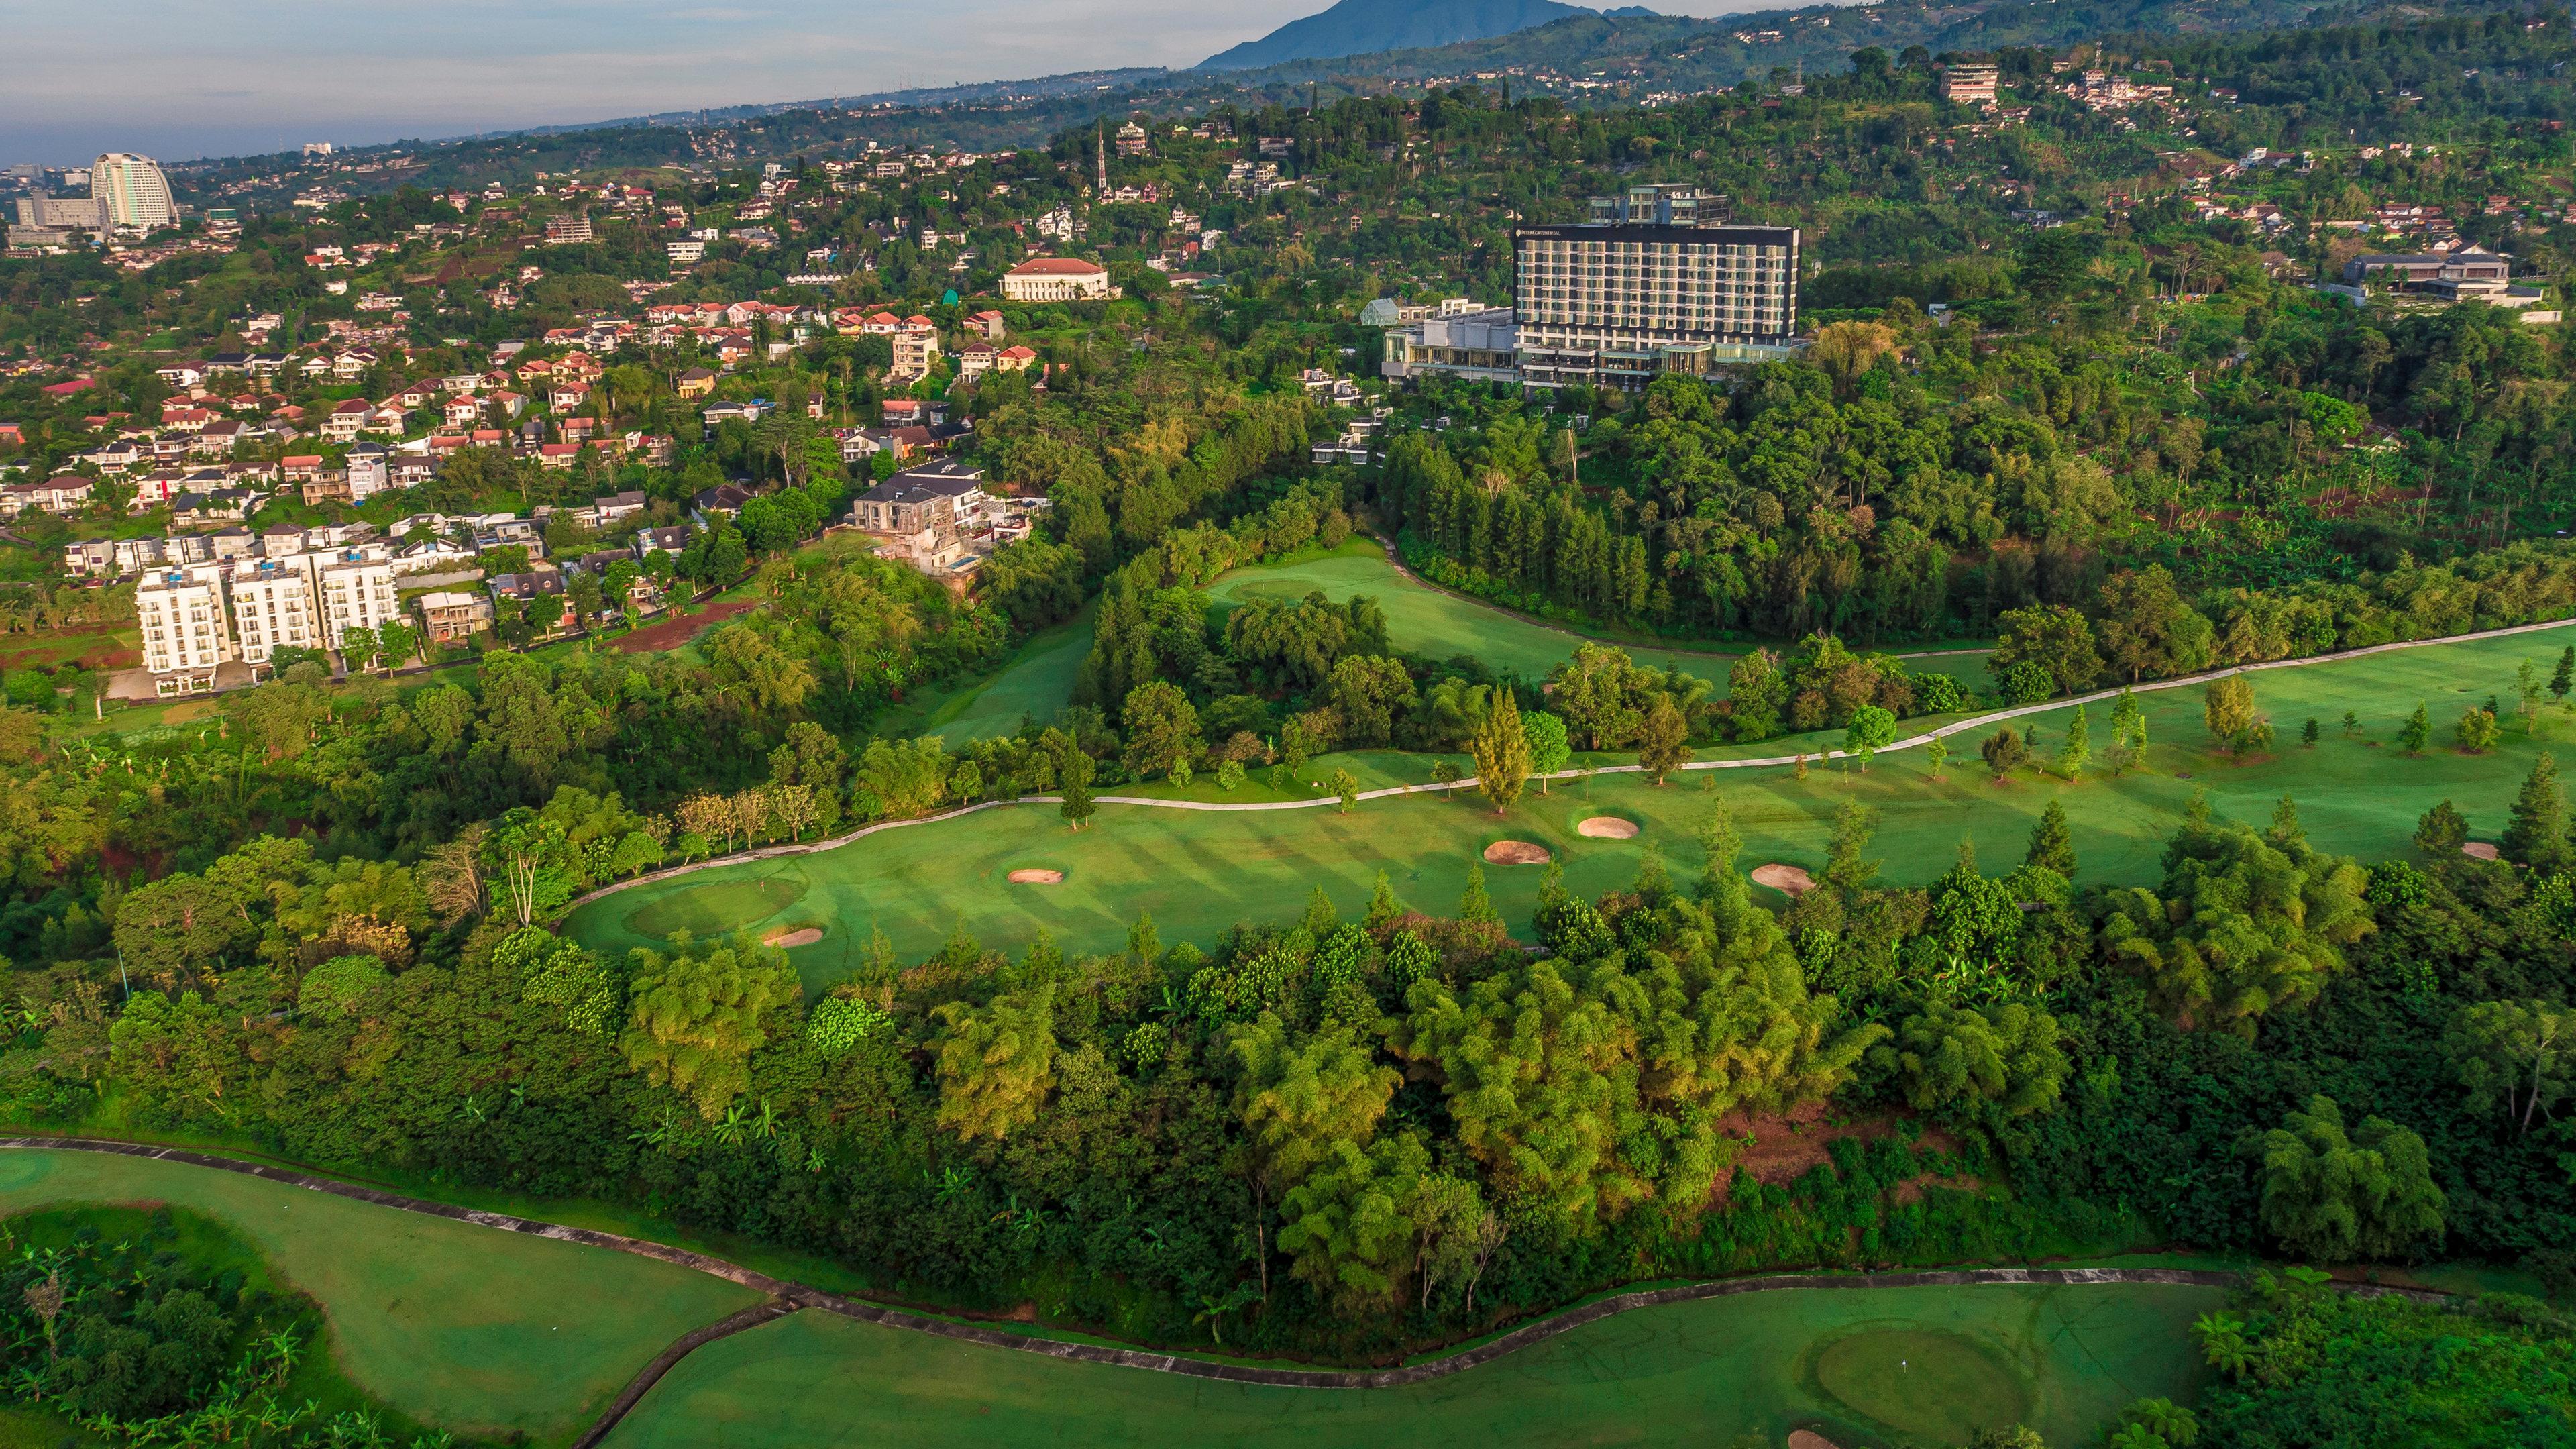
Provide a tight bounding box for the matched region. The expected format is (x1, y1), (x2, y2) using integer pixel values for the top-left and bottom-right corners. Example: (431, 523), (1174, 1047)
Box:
(3, 0), (1787, 166)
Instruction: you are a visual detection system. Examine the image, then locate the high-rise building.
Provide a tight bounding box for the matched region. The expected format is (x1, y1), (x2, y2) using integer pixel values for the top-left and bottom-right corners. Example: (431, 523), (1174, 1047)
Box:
(1513, 186), (1799, 391)
(92, 153), (176, 231)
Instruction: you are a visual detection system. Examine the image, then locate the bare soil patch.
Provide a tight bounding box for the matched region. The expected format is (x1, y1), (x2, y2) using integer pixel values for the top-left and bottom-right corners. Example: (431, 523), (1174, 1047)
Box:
(2463, 841), (2502, 861)
(1007, 868), (1064, 883)
(1788, 1433), (1844, 1449)
(612, 596), (758, 655)
(1483, 841), (1552, 865)
(762, 926), (824, 948)
(1710, 1102), (1969, 1207)
(1752, 863), (1816, 896)
(1577, 816), (1640, 839)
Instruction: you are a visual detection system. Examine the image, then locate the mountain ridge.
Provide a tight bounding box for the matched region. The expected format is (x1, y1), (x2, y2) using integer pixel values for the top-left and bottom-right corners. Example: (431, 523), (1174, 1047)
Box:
(1201, 0), (1614, 72)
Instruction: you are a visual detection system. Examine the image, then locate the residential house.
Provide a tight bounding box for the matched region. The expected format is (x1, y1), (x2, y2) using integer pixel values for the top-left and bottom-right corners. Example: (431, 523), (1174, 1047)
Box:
(415, 589), (493, 643)
(633, 525), (691, 559)
(676, 368), (718, 398)
(1000, 257), (1113, 302)
(0, 474), (93, 517)
(849, 460), (988, 572)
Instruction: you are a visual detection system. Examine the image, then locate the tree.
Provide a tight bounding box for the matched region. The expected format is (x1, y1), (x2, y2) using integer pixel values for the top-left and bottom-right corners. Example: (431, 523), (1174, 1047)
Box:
(1635, 693), (1691, 784)
(2053, 703), (2089, 779)
(2098, 810), (2373, 1037)
(1842, 704), (1896, 773)
(2097, 566), (2214, 682)
(2204, 676), (2256, 753)
(1525, 710), (1571, 793)
(2399, 703), (2432, 756)
(1330, 767), (1360, 812)
(1980, 727), (2029, 780)
(1051, 729), (1096, 831)
(1990, 604), (2104, 698)
(619, 940), (800, 1118)
(2246, 1094), (2445, 1263)
(1120, 680), (1202, 781)
(2443, 1000), (2571, 1134)
(377, 618), (420, 669)
(2455, 707), (2500, 754)
(1470, 689), (1532, 815)
(2108, 687), (2149, 774)
(2025, 799), (2076, 877)
(1925, 736), (1947, 779)
(2553, 645), (2574, 709)
(1870, 1001), (2067, 1118)
(2301, 717), (2320, 748)
(1320, 655), (1417, 749)
(1228, 1012), (1399, 1297)
(932, 982), (1059, 1140)
(2412, 799), (2469, 857)
(2500, 753), (2573, 874)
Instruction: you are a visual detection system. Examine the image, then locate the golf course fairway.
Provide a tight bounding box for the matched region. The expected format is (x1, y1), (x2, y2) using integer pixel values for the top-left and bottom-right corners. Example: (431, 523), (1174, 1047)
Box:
(564, 624), (2575, 979)
(0, 1147), (765, 1444)
(602, 1278), (2220, 1448)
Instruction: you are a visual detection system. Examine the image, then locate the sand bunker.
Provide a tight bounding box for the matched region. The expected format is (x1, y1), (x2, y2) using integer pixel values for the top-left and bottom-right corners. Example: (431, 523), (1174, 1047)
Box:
(2463, 841), (2502, 861)
(762, 927), (824, 949)
(1008, 868), (1065, 883)
(1577, 816), (1640, 839)
(1788, 1433), (1844, 1449)
(1483, 841), (1552, 865)
(1752, 863), (1817, 896)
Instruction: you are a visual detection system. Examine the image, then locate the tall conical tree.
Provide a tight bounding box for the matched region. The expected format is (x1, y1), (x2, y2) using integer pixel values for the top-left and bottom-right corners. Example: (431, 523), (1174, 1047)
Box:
(1695, 804), (1743, 904)
(1301, 884), (1339, 938)
(1458, 861), (1496, 923)
(2501, 753), (2574, 874)
(1470, 689), (1532, 816)
(1363, 871), (1403, 930)
(2025, 799), (2076, 877)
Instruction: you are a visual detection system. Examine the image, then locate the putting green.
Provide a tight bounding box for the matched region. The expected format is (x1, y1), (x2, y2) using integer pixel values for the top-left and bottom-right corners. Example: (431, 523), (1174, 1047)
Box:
(0, 1148), (765, 1444)
(1812, 1326), (2030, 1441)
(566, 627), (2576, 981)
(628, 875), (808, 940)
(604, 1280), (2218, 1448)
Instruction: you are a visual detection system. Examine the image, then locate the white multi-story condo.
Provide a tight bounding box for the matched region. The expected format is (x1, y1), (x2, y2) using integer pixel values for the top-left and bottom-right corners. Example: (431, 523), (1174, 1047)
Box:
(136, 567), (233, 690)
(1513, 186), (1801, 391)
(92, 153), (176, 231)
(317, 551), (400, 644)
(227, 559), (323, 665)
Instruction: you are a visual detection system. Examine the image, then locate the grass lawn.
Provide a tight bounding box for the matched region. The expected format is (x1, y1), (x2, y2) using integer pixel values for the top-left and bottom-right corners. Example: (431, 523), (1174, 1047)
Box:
(564, 625), (2576, 981)
(0, 1148), (764, 1446)
(604, 1279), (2220, 1448)
(878, 541), (1997, 749)
(875, 602), (1099, 745)
(1199, 539), (1992, 696)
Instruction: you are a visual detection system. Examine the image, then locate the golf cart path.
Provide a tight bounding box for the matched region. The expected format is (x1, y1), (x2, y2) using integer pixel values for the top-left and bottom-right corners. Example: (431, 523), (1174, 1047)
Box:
(565, 612), (2576, 912)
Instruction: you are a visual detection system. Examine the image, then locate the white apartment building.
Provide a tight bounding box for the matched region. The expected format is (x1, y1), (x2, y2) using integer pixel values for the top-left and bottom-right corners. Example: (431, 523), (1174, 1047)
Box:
(93, 153), (176, 231)
(317, 551), (401, 643)
(227, 558), (323, 665)
(1513, 188), (1800, 391)
(137, 567), (234, 691)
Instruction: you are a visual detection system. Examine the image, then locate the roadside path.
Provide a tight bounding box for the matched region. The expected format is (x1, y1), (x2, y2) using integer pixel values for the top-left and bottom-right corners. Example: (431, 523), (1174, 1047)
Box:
(563, 610), (2576, 914)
